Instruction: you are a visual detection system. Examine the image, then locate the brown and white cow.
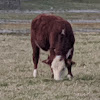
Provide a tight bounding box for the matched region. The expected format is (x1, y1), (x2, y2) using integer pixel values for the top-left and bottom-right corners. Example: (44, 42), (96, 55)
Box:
(31, 14), (75, 80)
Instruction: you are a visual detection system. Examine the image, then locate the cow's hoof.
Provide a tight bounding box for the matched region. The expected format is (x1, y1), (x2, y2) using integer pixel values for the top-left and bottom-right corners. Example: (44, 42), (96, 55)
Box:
(67, 74), (73, 80)
(33, 69), (37, 78)
(51, 74), (54, 78)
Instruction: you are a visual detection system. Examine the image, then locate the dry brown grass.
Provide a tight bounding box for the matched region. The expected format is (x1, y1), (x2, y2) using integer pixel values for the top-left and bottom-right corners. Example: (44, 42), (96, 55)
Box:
(72, 23), (100, 29)
(0, 23), (30, 30)
(0, 32), (100, 100)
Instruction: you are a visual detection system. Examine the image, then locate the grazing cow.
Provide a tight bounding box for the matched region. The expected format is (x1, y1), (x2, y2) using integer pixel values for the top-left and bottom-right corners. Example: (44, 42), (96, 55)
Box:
(31, 14), (75, 80)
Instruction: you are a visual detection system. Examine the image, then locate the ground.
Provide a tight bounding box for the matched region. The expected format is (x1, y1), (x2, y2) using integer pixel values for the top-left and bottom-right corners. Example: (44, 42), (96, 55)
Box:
(0, 1), (100, 99)
(0, 11), (100, 33)
(0, 32), (100, 100)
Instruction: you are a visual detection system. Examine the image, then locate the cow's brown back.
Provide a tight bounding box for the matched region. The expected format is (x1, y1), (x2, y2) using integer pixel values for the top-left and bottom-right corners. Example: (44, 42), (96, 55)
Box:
(31, 14), (74, 51)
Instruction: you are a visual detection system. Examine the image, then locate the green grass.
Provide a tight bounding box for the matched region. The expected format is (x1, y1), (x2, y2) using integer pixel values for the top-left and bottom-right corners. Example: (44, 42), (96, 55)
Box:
(0, 12), (100, 34)
(0, 13), (38, 20)
(0, 32), (100, 100)
(0, 11), (100, 21)
(20, 0), (100, 10)
(0, 82), (8, 87)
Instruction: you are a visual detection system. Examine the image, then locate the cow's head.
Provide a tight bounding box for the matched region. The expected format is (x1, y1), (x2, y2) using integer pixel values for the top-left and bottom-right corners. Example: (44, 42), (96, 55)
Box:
(51, 55), (67, 80)
(51, 51), (74, 80)
(51, 29), (75, 80)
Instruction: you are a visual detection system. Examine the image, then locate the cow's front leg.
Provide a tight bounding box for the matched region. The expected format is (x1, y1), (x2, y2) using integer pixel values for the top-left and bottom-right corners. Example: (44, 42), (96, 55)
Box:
(66, 48), (74, 80)
(67, 65), (73, 80)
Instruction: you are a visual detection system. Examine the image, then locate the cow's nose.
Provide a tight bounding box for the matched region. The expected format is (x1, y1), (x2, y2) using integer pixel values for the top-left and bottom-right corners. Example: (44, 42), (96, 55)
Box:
(54, 76), (63, 81)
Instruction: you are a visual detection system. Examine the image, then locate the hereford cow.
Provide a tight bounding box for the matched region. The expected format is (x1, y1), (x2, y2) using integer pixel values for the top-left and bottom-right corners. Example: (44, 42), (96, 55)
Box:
(31, 14), (75, 80)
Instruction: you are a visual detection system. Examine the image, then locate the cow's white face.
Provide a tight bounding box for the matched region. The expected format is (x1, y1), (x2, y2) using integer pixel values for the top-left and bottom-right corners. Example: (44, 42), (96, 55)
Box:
(51, 56), (67, 80)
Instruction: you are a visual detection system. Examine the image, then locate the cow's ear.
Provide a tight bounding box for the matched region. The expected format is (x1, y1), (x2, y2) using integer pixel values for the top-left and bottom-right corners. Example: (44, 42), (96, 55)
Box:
(42, 55), (51, 65)
(61, 29), (65, 35)
(66, 59), (76, 66)
(42, 59), (51, 65)
(71, 61), (76, 65)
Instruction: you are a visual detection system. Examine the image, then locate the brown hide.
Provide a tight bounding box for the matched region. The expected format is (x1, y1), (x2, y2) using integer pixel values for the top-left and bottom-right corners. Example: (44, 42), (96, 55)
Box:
(31, 14), (75, 65)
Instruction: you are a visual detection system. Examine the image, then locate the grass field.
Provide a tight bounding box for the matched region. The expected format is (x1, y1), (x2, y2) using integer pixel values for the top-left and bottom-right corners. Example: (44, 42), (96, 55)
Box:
(0, 32), (100, 100)
(20, 0), (100, 10)
(0, 1), (100, 99)
(1, 11), (100, 20)
(0, 12), (100, 34)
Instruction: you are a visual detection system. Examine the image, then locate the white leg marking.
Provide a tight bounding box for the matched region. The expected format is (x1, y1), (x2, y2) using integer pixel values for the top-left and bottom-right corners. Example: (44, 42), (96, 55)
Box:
(67, 74), (72, 80)
(33, 69), (37, 78)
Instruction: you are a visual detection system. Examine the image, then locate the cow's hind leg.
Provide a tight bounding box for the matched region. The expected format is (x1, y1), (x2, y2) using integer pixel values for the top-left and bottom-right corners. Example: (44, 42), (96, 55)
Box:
(32, 42), (40, 78)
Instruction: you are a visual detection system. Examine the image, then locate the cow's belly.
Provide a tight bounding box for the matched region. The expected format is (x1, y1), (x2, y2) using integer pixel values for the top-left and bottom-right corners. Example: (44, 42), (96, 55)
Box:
(35, 40), (50, 51)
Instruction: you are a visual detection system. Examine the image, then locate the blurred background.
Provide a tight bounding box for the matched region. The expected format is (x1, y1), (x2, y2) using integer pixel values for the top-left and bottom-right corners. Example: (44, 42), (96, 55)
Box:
(0, 0), (100, 34)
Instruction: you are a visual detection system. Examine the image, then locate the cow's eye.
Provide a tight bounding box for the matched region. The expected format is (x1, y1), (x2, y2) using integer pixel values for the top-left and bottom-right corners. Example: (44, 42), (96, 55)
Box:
(59, 57), (63, 61)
